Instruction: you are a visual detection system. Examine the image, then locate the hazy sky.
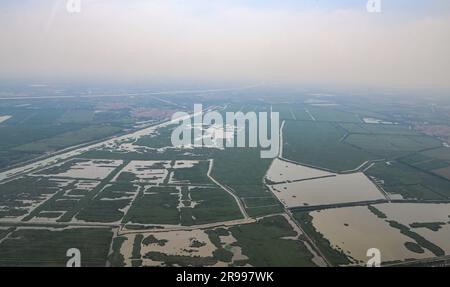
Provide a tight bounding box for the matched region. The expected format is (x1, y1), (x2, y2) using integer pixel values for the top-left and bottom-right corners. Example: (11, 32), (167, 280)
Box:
(1, 0), (449, 92)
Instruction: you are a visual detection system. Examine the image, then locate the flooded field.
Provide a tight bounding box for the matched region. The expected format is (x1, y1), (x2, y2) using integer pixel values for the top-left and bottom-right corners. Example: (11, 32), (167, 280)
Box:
(37, 159), (123, 180)
(114, 160), (209, 186)
(271, 172), (385, 208)
(119, 227), (249, 267)
(192, 124), (237, 149)
(375, 203), (450, 255)
(310, 206), (435, 264)
(114, 160), (170, 184)
(173, 160), (199, 169)
(414, 225), (450, 254)
(141, 230), (215, 257)
(266, 158), (335, 183)
(114, 214), (317, 267)
(375, 203), (450, 224)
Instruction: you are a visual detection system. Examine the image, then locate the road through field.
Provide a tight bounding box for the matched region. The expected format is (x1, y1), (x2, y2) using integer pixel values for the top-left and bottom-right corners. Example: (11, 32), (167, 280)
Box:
(207, 159), (250, 220)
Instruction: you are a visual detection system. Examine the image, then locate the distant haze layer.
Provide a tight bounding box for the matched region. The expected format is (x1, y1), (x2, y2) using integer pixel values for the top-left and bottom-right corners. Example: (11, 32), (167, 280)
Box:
(0, 0), (449, 92)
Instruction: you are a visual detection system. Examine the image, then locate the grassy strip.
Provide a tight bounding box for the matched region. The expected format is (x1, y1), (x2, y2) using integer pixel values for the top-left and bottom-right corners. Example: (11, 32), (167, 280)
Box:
(409, 222), (446, 232)
(367, 205), (387, 219)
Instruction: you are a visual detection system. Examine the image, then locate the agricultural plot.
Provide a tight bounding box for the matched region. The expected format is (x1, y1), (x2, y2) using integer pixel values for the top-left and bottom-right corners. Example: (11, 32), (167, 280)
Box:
(114, 160), (171, 184)
(13, 125), (121, 153)
(0, 227), (113, 267)
(28, 179), (101, 222)
(36, 159), (123, 180)
(422, 147), (450, 161)
(345, 134), (442, 159)
(74, 182), (139, 223)
(402, 153), (449, 171)
(211, 149), (272, 192)
(183, 187), (243, 225)
(429, 167), (450, 180)
(242, 196), (280, 209)
(210, 148), (283, 217)
(366, 161), (450, 200)
(123, 186), (181, 225)
(307, 106), (361, 123)
(0, 176), (61, 220)
(339, 122), (419, 135)
(282, 121), (377, 172)
(235, 185), (282, 217)
(265, 158), (335, 183)
(272, 105), (297, 121)
(169, 160), (211, 185)
(293, 108), (316, 121)
(403, 148), (450, 180)
(270, 172), (385, 208)
(0, 108), (78, 167)
(227, 215), (316, 267)
(0, 227), (12, 241)
(272, 105), (313, 121)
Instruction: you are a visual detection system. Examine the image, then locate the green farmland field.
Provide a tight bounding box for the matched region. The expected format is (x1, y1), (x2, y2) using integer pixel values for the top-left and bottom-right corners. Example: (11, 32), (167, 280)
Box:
(366, 161), (450, 200)
(0, 228), (113, 267)
(282, 121), (376, 171)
